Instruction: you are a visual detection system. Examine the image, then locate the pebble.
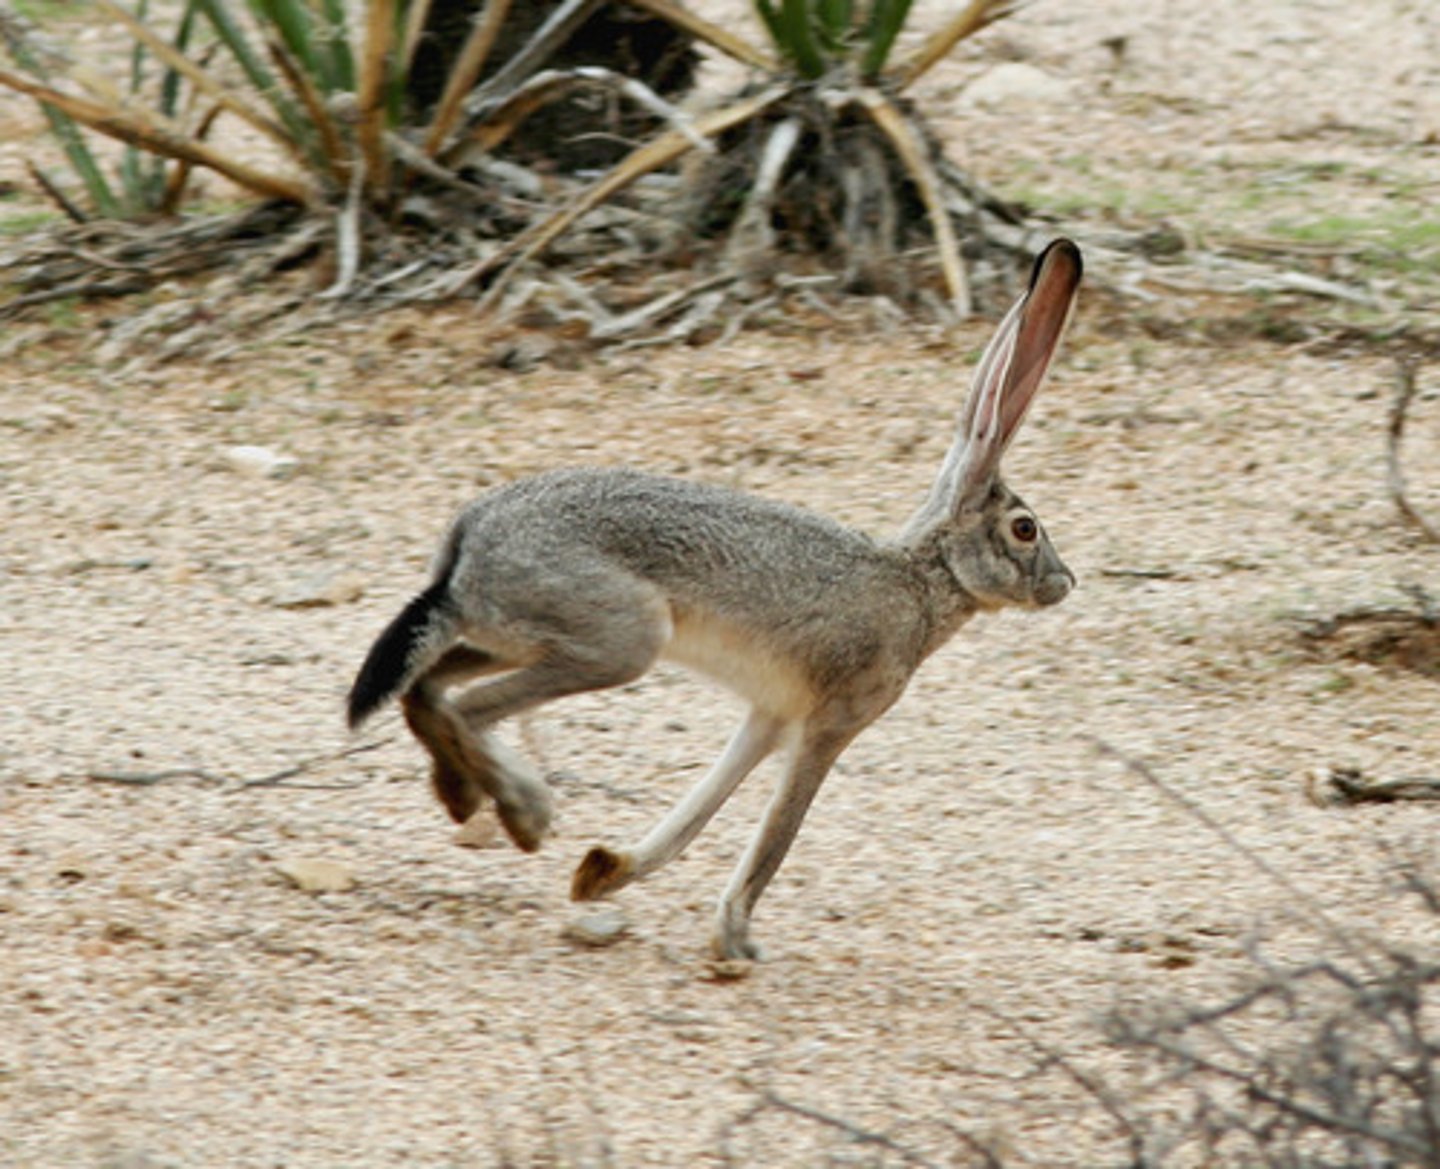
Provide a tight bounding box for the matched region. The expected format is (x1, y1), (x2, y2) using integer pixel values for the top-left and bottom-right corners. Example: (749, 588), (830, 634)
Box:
(563, 908), (631, 948)
(269, 571), (366, 609)
(225, 445), (299, 480)
(276, 858), (356, 894)
(452, 808), (501, 850)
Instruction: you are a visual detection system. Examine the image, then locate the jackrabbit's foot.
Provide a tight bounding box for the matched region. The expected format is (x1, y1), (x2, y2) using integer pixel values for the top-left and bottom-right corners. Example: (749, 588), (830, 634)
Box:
(428, 759), (483, 825)
(482, 735), (553, 852)
(571, 846), (633, 900)
(711, 906), (764, 963)
(495, 785), (553, 853)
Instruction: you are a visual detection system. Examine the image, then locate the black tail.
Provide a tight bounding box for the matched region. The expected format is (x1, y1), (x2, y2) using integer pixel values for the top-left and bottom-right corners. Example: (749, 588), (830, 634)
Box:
(346, 581), (452, 729)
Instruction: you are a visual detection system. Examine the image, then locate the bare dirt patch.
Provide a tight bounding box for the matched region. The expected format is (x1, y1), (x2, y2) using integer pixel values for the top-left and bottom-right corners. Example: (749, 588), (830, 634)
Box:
(3, 2), (1440, 1165)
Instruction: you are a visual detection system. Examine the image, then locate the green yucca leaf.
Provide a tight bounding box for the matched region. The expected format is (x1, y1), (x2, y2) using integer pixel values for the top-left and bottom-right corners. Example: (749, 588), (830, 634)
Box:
(753, 0), (783, 52)
(757, 0), (826, 78)
(0, 20), (121, 215)
(814, 0), (852, 53)
(192, 0), (310, 143)
(384, 0), (413, 130)
(860, 0), (914, 78)
(247, 0), (328, 90)
(121, 0), (158, 208)
(45, 103), (122, 216)
(157, 0), (200, 118)
(316, 0), (357, 94)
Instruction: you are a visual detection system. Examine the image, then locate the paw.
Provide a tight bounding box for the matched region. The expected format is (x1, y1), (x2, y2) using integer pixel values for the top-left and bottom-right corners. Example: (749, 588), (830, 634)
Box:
(429, 761), (482, 825)
(570, 847), (633, 901)
(496, 787), (553, 853)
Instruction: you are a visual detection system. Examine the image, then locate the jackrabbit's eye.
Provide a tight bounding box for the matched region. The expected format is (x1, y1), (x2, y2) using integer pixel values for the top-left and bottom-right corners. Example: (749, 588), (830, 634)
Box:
(1010, 515), (1038, 543)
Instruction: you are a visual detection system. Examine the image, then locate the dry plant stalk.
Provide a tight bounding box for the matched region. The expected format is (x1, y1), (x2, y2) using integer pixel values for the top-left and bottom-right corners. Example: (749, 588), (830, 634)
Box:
(0, 64), (315, 204)
(354, 0), (396, 191)
(93, 0), (294, 156)
(422, 0), (514, 157)
(889, 0), (1022, 89)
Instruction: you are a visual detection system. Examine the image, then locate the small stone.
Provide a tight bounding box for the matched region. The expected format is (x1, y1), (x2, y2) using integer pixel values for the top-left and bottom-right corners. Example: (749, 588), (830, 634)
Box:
(270, 571), (366, 609)
(276, 858), (355, 893)
(563, 908), (631, 948)
(452, 807), (501, 850)
(225, 445), (299, 480)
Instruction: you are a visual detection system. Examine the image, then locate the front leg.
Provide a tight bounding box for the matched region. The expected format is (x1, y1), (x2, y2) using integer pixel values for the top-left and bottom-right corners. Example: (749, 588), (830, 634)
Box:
(712, 725), (855, 962)
(572, 709), (789, 900)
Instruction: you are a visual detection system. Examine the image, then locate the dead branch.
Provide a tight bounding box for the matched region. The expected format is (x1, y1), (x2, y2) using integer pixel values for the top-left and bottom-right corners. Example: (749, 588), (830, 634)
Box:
(756, 1090), (941, 1168)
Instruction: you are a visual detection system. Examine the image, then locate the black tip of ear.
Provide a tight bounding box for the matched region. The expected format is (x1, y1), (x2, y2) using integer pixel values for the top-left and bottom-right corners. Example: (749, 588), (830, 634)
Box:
(1029, 238), (1084, 289)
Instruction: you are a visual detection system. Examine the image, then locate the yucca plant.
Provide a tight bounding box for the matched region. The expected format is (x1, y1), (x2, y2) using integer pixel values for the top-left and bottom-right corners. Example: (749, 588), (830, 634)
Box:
(1, 0), (1026, 336)
(471, 0), (1025, 319)
(0, 1), (703, 297)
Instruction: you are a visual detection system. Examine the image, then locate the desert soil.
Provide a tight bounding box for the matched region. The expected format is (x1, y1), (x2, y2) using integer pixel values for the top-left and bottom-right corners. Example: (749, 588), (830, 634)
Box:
(2, 1), (1439, 1165)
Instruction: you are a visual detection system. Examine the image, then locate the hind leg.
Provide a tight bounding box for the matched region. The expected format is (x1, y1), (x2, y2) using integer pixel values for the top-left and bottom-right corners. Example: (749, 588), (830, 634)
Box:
(400, 645), (511, 827)
(403, 599), (671, 851)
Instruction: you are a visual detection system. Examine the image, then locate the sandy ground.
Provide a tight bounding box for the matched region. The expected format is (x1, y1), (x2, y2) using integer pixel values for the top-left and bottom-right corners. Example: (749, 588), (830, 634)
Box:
(2, 1), (1439, 1166)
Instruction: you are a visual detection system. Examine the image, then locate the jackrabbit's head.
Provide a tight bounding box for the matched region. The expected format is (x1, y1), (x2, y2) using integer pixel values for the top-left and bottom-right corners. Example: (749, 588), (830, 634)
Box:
(940, 479), (1073, 611)
(903, 239), (1081, 611)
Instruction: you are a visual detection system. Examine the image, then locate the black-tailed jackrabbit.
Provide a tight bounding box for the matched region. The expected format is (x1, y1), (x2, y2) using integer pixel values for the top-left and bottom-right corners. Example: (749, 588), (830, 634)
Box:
(348, 239), (1082, 960)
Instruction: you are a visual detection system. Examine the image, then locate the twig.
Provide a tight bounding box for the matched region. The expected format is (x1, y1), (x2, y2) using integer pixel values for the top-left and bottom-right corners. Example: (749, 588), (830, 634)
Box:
(721, 1080), (942, 1168)
(25, 160), (87, 222)
(1100, 566), (1180, 580)
(1386, 357), (1439, 544)
(235, 737), (392, 789)
(87, 738), (392, 791)
(1307, 766), (1440, 806)
(1122, 1024), (1431, 1158)
(1088, 738), (1374, 972)
(319, 154), (365, 300)
(984, 1005), (1149, 1163)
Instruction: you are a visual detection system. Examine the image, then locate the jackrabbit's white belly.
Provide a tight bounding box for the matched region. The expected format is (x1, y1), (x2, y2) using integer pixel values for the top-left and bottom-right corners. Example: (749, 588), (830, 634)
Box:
(661, 608), (814, 721)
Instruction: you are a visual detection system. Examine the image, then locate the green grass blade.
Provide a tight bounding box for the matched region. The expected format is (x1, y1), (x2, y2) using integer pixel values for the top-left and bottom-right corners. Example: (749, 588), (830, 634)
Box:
(0, 22), (121, 215)
(158, 0), (201, 119)
(860, 0), (914, 78)
(121, 0), (151, 209)
(754, 0), (783, 43)
(45, 105), (122, 216)
(128, 0), (150, 95)
(889, 0), (1018, 89)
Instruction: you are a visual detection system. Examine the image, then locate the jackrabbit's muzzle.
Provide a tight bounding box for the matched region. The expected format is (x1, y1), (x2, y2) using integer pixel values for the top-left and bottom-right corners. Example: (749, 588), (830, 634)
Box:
(1034, 565), (1075, 607)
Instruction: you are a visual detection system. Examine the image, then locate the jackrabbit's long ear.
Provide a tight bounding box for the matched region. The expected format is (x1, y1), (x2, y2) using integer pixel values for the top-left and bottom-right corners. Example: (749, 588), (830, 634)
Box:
(942, 239), (1082, 510)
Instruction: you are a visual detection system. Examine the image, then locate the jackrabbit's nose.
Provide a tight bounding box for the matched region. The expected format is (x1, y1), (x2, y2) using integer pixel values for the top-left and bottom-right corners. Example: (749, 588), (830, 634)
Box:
(1036, 568), (1074, 606)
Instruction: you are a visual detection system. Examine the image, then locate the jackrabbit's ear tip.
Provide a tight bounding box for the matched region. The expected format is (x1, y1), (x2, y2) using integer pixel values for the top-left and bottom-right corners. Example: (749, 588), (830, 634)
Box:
(1032, 237), (1083, 283)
